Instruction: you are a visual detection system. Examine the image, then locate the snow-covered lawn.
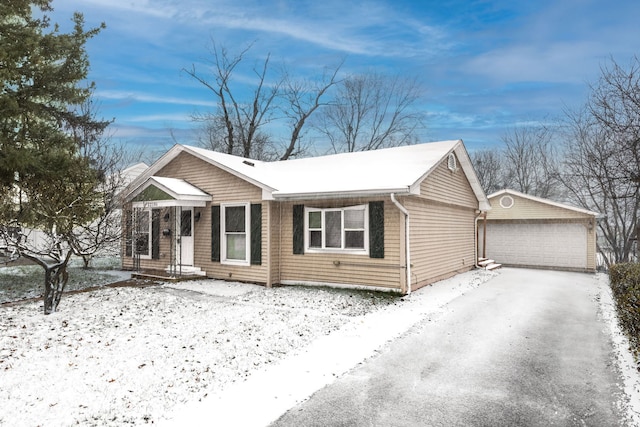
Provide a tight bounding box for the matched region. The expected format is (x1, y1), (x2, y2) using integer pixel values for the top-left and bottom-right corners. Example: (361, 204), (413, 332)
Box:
(0, 277), (398, 426)
(1, 269), (638, 426)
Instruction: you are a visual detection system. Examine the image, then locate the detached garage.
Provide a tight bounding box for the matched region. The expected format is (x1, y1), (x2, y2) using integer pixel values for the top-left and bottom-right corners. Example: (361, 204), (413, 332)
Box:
(479, 189), (598, 272)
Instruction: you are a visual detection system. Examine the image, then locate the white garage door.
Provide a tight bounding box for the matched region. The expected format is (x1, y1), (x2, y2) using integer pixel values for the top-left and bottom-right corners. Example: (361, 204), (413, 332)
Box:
(485, 222), (587, 269)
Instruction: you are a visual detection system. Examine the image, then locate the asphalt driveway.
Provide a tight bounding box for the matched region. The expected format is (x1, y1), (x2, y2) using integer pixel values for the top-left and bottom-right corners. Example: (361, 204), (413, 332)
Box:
(270, 268), (628, 426)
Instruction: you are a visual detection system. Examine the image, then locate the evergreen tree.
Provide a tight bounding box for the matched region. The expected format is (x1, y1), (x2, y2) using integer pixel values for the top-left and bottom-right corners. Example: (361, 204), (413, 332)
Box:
(0, 0), (106, 314)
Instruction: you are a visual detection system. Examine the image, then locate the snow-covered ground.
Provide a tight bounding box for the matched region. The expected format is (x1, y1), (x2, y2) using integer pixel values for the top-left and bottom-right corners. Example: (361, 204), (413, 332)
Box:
(0, 270), (638, 426)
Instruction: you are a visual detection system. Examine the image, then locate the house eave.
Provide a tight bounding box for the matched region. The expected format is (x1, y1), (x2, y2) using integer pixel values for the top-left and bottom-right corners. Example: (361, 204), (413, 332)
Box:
(271, 187), (412, 201)
(131, 198), (209, 208)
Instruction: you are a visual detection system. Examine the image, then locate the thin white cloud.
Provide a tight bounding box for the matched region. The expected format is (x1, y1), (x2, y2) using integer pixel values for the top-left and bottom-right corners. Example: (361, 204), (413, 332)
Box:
(126, 113), (193, 123)
(76, 0), (448, 59)
(97, 90), (216, 108)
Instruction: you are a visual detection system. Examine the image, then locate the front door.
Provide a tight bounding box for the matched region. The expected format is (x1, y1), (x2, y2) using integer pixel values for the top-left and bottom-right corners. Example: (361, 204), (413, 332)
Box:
(177, 208), (194, 266)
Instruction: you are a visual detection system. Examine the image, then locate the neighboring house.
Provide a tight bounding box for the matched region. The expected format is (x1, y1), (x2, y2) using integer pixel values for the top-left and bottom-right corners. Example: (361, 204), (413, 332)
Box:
(479, 189), (599, 272)
(120, 140), (490, 294)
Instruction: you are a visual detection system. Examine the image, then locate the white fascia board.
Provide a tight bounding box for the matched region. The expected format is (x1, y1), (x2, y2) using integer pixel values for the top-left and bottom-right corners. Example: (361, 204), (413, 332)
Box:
(272, 187), (411, 201)
(453, 143), (491, 212)
(262, 188), (275, 201)
(131, 199), (208, 208)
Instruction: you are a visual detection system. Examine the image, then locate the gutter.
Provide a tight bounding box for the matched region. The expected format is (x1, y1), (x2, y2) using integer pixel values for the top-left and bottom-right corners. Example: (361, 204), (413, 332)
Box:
(390, 193), (411, 295)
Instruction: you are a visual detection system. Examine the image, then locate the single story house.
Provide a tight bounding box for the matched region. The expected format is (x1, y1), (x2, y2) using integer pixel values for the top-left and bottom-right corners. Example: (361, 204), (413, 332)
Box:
(479, 189), (599, 272)
(121, 140), (490, 294)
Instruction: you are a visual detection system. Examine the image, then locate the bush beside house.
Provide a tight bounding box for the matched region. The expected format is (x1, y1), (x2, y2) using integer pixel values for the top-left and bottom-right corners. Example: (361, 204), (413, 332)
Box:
(609, 263), (640, 360)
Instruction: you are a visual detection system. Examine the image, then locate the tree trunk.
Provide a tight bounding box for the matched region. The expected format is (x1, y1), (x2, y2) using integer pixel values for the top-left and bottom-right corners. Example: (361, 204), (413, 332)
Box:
(22, 251), (72, 315)
(43, 259), (70, 315)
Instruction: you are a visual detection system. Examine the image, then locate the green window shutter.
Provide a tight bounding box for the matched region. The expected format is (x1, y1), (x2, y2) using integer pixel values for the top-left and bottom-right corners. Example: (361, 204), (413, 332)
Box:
(211, 205), (220, 262)
(151, 209), (161, 259)
(250, 204), (262, 265)
(369, 201), (384, 258)
(125, 209), (132, 257)
(293, 204), (304, 255)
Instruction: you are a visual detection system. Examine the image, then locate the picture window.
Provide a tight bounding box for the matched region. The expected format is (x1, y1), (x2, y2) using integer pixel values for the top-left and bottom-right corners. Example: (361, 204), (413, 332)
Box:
(305, 205), (368, 254)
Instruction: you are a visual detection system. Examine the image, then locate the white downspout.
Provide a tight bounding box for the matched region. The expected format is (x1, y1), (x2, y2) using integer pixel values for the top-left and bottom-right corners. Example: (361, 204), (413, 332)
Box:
(474, 210), (484, 268)
(390, 193), (411, 295)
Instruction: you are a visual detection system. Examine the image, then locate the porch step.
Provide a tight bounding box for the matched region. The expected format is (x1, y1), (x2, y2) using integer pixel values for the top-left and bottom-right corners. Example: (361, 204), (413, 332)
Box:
(478, 258), (502, 271)
(165, 265), (206, 277)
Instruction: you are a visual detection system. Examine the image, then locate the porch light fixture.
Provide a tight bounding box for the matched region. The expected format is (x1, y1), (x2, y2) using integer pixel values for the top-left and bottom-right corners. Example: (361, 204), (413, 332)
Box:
(194, 211), (201, 222)
(164, 213), (170, 222)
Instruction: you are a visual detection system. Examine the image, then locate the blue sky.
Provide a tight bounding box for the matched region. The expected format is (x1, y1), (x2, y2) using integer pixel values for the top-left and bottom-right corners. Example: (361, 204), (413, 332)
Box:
(49, 0), (640, 159)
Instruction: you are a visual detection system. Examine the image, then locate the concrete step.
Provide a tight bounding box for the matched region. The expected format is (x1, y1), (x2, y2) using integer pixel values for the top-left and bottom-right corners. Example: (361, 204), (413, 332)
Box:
(477, 258), (495, 267)
(477, 258), (502, 271)
(165, 265), (206, 276)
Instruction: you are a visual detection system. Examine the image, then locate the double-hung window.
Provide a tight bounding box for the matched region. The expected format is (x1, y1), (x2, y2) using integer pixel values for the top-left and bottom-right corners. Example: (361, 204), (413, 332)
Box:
(221, 203), (250, 265)
(305, 205), (368, 254)
(133, 209), (151, 258)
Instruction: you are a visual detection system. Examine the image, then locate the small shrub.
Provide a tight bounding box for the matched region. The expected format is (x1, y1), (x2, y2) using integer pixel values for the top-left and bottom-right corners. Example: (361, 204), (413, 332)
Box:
(609, 263), (640, 359)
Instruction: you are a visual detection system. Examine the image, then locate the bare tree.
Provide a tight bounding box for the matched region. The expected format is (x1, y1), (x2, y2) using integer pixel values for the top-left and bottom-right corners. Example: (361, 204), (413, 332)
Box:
(560, 57), (640, 266)
(314, 72), (425, 153)
(184, 41), (280, 159)
(279, 63), (342, 160)
(470, 149), (506, 195)
(500, 124), (561, 198)
(186, 40), (343, 160)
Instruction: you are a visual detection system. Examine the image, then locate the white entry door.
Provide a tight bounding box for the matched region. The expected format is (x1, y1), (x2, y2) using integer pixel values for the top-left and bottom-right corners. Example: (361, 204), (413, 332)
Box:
(177, 208), (194, 266)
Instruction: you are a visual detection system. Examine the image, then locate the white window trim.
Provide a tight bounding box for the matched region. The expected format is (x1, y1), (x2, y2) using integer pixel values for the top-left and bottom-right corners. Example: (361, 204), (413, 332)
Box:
(132, 208), (152, 260)
(304, 205), (369, 255)
(499, 195), (514, 209)
(221, 202), (251, 266)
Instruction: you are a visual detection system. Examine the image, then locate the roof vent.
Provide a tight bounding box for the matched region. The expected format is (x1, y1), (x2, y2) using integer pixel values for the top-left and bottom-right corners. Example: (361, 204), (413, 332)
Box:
(499, 195), (514, 209)
(243, 160), (255, 167)
(447, 153), (458, 172)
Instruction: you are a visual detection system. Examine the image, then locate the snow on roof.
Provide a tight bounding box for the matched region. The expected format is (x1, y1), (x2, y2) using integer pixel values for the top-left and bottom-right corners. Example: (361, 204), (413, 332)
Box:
(150, 176), (210, 198)
(120, 162), (149, 186)
(128, 140), (490, 209)
(183, 140), (462, 198)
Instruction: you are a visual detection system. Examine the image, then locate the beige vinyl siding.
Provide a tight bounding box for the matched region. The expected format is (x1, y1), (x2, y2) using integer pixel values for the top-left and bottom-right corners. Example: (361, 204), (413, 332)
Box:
(406, 154), (479, 289)
(587, 225), (596, 271)
(194, 202), (268, 283)
(156, 152), (262, 202)
(268, 201), (281, 286)
(420, 153), (478, 209)
(277, 199), (404, 290)
(487, 193), (592, 220)
(402, 197), (476, 289)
